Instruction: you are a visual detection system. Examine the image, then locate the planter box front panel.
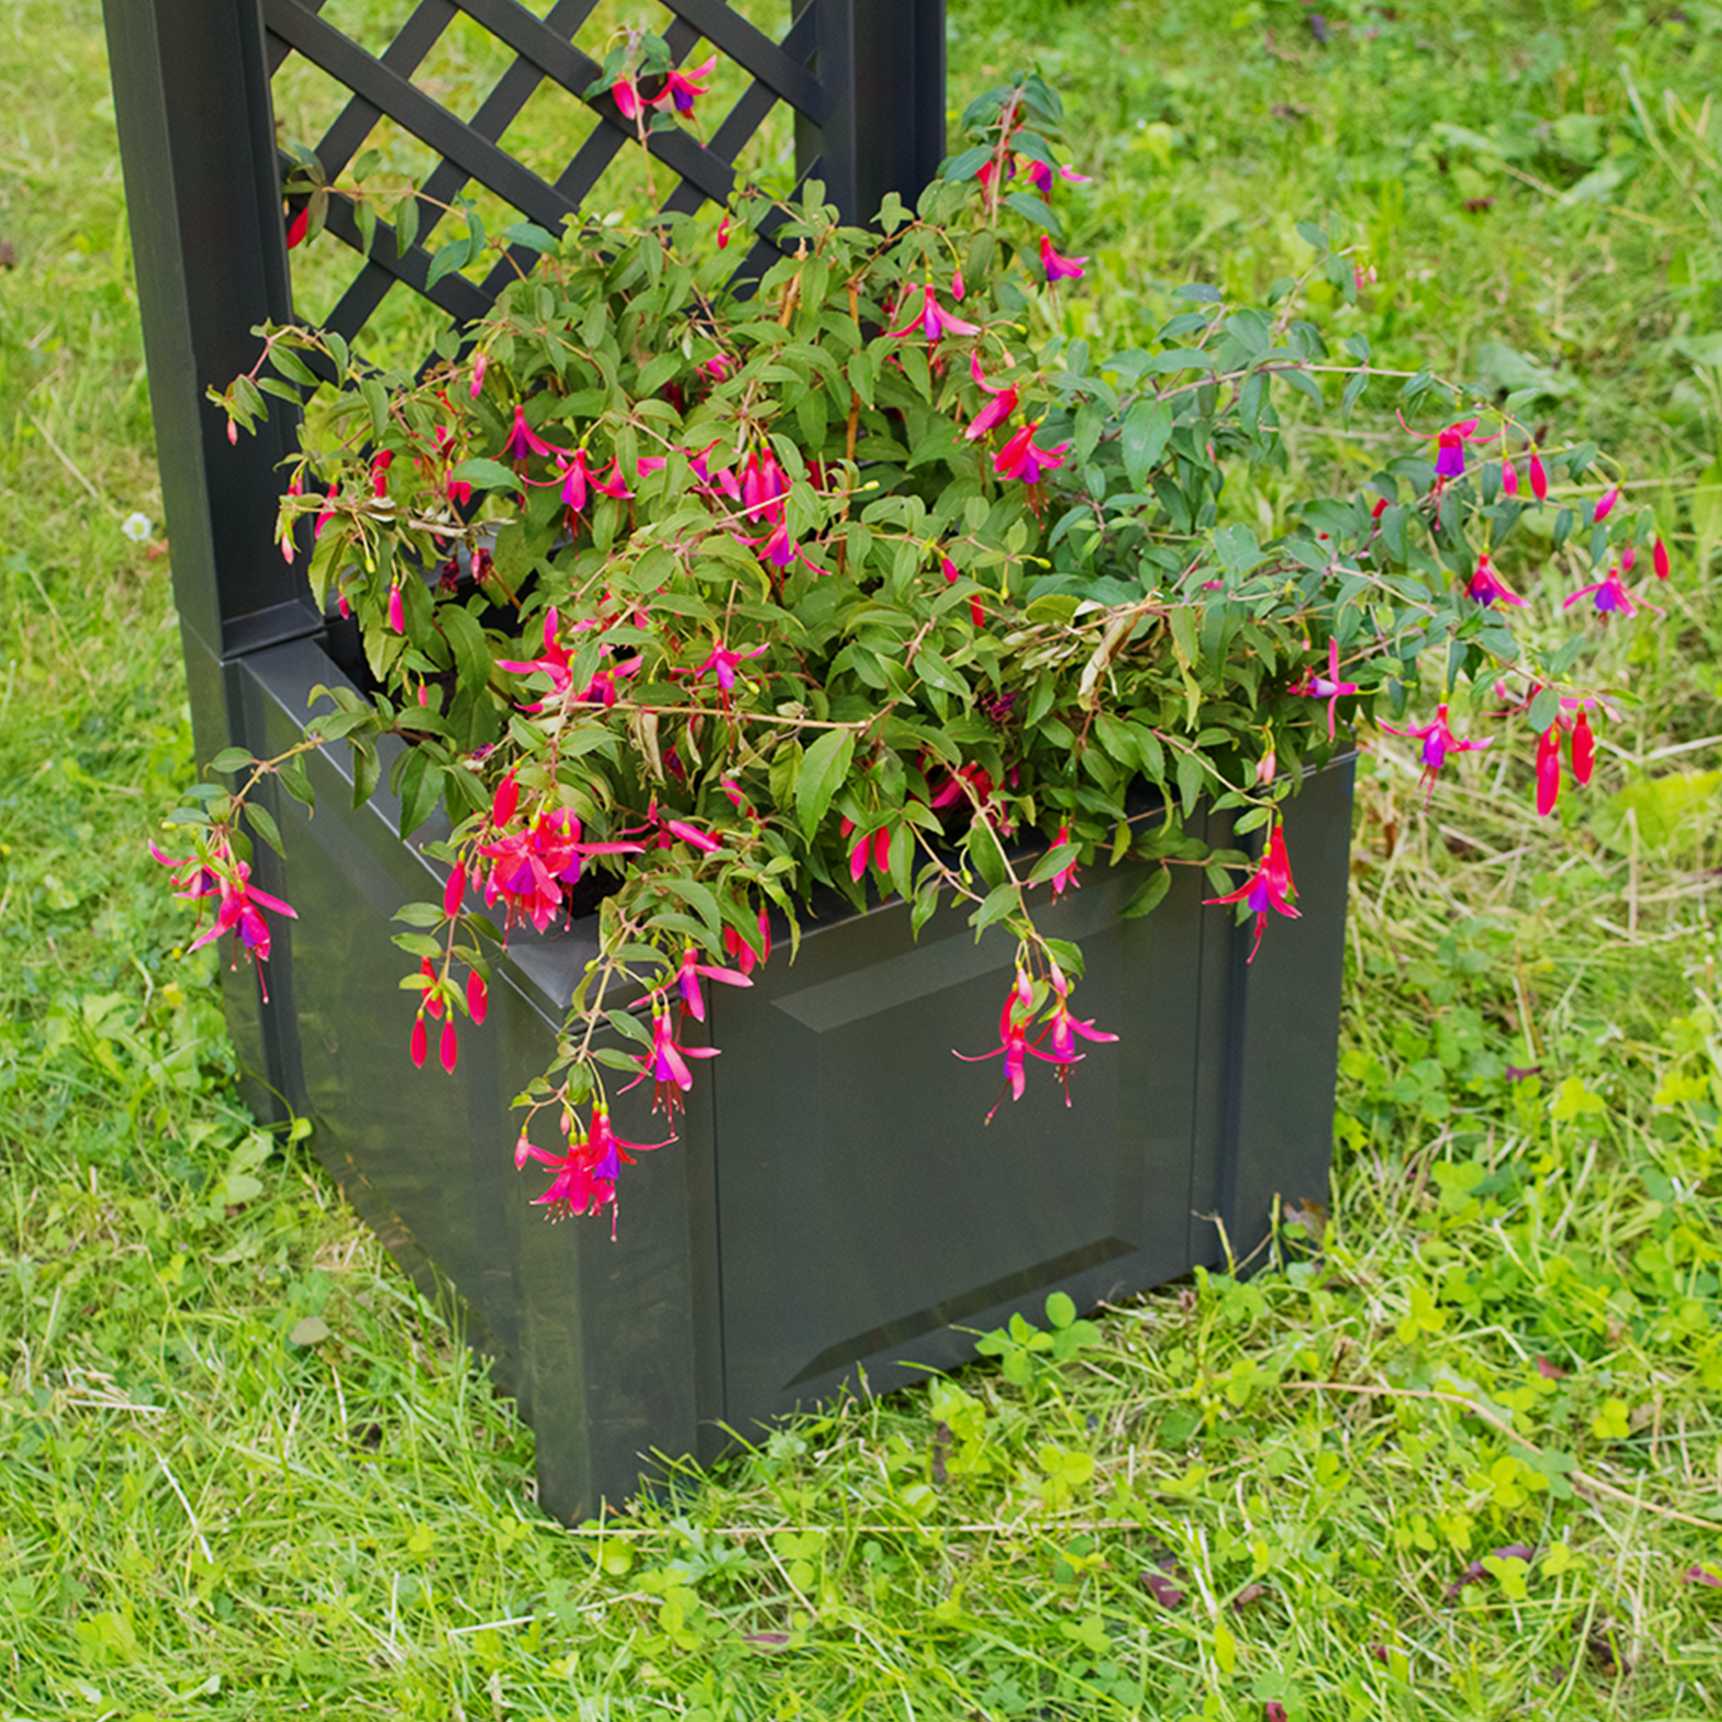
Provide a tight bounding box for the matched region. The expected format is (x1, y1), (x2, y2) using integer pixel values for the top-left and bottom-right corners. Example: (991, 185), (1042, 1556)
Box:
(710, 852), (1211, 1420)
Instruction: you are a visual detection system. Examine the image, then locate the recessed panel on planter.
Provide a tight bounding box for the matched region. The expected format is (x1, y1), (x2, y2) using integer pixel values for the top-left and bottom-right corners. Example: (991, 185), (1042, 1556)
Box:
(712, 857), (1209, 1422)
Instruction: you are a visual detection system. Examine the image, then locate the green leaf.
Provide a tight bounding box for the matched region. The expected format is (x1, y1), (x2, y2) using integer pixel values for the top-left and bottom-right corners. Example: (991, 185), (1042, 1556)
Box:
(208, 747), (254, 774)
(1527, 687), (1561, 734)
(1122, 867), (1172, 919)
(971, 881), (1021, 931)
(439, 605), (491, 696)
(451, 457), (520, 492)
(795, 728), (855, 837)
(424, 238), (470, 290)
(1121, 398), (1172, 490)
(1045, 1291), (1077, 1330)
(1003, 191), (1062, 236)
(243, 801), (285, 858)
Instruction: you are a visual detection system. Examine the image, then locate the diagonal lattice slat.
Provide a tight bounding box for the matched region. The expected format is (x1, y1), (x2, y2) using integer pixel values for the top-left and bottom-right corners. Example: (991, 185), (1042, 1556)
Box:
(265, 0), (824, 351)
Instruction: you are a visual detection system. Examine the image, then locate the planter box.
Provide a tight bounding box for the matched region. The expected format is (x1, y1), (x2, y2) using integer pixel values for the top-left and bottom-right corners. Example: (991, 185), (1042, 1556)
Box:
(206, 624), (1355, 1520)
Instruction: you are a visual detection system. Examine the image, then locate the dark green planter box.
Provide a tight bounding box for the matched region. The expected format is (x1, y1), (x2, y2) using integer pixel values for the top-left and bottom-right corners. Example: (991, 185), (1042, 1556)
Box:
(206, 628), (1353, 1519)
(108, 0), (1353, 1522)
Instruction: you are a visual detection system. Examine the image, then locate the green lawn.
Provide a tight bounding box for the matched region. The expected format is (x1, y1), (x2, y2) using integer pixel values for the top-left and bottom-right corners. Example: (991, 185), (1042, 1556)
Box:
(4, 1), (1721, 1716)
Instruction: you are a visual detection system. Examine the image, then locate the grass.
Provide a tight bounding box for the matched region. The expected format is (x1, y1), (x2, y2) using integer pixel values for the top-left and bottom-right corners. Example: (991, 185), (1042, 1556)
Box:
(3, 0), (1721, 1715)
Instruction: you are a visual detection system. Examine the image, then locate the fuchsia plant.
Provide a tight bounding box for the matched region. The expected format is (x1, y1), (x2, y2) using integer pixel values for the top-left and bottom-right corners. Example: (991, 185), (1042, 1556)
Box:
(168, 71), (1669, 1229)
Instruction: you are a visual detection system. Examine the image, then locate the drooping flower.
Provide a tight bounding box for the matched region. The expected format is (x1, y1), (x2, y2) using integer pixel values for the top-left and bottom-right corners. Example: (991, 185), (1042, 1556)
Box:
(692, 639), (768, 696)
(387, 581), (405, 634)
(676, 943), (753, 1022)
(499, 404), (564, 464)
(1289, 637), (1360, 740)
(1434, 418), (1483, 479)
(1038, 235), (1087, 283)
(1570, 708), (1595, 785)
(722, 908), (772, 975)
(993, 420), (1071, 485)
(887, 281), (982, 343)
(1563, 566), (1637, 617)
(155, 843), (298, 999)
(1500, 458), (1519, 497)
(660, 55), (716, 115)
(439, 1016), (458, 1074)
(1049, 824), (1080, 897)
(965, 351), (1020, 441)
(623, 999), (720, 1116)
(1026, 158), (1092, 196)
(1204, 823), (1299, 963)
(1653, 537), (1670, 580)
(1380, 702), (1492, 796)
(1528, 450), (1548, 501)
(952, 981), (1042, 1116)
(1466, 552), (1525, 608)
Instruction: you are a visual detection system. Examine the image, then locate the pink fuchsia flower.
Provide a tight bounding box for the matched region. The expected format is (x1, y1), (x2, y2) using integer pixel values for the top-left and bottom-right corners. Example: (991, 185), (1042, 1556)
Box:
(1593, 485), (1620, 523)
(623, 999), (720, 1116)
(1563, 566), (1637, 617)
(477, 810), (643, 936)
(659, 55), (716, 114)
(1204, 822), (1299, 964)
(1289, 637), (1359, 740)
(1049, 824), (1080, 897)
(1380, 702), (1492, 797)
(676, 944), (753, 1022)
(499, 404), (565, 464)
(701, 352), (734, 383)
(952, 981), (1045, 1118)
(497, 605), (573, 704)
(1026, 158), (1092, 196)
(492, 771), (520, 829)
(369, 449), (394, 498)
(1038, 235), (1087, 283)
(965, 351), (1020, 441)
(693, 639), (768, 696)
(1434, 419), (1487, 479)
(993, 420), (1071, 485)
(155, 844), (298, 998)
(887, 281), (981, 343)
(664, 817), (722, 854)
(1466, 553), (1525, 608)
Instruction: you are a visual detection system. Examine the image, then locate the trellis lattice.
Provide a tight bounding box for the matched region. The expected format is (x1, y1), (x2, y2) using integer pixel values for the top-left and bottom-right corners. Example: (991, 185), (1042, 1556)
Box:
(263, 0), (827, 344)
(102, 0), (942, 658)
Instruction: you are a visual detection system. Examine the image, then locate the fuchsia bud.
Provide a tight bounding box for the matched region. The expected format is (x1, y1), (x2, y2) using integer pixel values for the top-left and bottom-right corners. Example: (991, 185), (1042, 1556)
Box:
(950, 268), (965, 301)
(492, 772), (519, 829)
(470, 352), (488, 398)
(1570, 710), (1595, 786)
(1500, 458), (1519, 496)
(1594, 485), (1620, 522)
(387, 581), (404, 634)
(227, 418), (239, 446)
(716, 212), (731, 250)
(444, 862), (466, 917)
(1528, 451), (1548, 501)
(467, 969), (488, 1026)
(1653, 537), (1670, 579)
(1256, 747), (1277, 787)
(1536, 726), (1562, 817)
(410, 1013), (428, 1068)
(439, 1018), (458, 1074)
